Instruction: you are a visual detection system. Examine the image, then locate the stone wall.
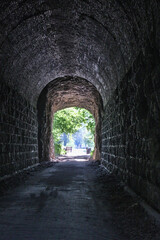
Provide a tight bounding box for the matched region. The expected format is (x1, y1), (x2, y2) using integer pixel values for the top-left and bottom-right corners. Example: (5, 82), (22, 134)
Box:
(37, 77), (103, 162)
(101, 41), (160, 211)
(0, 82), (38, 178)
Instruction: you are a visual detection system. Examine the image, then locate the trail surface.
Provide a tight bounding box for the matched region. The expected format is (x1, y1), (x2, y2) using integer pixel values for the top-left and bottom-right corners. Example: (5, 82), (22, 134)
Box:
(0, 156), (159, 240)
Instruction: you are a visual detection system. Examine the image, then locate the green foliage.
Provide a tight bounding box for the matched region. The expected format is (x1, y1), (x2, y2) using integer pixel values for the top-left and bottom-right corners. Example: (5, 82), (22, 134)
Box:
(54, 142), (62, 155)
(90, 149), (94, 157)
(54, 142), (66, 156)
(52, 107), (95, 153)
(76, 107), (95, 135)
(53, 108), (84, 135)
(53, 107), (95, 136)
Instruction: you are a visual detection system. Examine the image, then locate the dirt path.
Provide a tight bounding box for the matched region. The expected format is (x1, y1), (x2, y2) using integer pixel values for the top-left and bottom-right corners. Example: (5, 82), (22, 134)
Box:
(0, 156), (159, 240)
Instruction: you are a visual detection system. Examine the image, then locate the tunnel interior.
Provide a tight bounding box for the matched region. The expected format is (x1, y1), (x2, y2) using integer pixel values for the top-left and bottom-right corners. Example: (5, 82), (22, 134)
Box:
(0, 0), (160, 212)
(37, 76), (103, 162)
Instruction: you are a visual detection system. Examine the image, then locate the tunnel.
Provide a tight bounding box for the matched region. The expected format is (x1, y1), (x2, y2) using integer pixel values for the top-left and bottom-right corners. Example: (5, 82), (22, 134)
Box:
(0, 0), (160, 220)
(37, 76), (103, 161)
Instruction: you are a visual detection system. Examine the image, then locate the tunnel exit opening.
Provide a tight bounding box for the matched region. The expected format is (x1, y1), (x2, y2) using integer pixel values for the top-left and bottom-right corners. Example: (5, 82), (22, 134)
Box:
(37, 76), (103, 162)
(52, 107), (96, 159)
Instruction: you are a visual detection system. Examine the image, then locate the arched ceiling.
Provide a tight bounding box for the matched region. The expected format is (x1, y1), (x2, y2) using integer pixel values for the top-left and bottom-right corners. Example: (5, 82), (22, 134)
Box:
(0, 0), (158, 105)
(37, 76), (103, 161)
(45, 76), (103, 118)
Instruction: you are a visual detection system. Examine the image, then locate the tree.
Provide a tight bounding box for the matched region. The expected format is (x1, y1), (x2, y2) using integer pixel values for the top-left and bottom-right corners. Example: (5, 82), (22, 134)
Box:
(52, 107), (95, 154)
(53, 108), (83, 135)
(77, 108), (95, 135)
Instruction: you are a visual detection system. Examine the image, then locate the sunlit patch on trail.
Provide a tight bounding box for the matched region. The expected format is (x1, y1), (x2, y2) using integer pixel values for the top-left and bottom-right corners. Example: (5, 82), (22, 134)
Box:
(52, 154), (90, 162)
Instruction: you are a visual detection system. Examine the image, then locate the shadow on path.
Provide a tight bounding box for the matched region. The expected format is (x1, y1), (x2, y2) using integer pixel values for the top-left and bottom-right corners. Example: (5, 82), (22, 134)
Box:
(0, 156), (159, 240)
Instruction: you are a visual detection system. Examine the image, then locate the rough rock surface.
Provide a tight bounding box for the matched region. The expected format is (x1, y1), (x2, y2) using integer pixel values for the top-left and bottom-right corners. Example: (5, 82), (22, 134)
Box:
(37, 76), (103, 161)
(101, 40), (160, 211)
(0, 0), (159, 104)
(0, 82), (38, 178)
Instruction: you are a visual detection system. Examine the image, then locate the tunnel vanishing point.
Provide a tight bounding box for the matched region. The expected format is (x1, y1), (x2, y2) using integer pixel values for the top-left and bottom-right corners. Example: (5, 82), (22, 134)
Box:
(0, 0), (160, 212)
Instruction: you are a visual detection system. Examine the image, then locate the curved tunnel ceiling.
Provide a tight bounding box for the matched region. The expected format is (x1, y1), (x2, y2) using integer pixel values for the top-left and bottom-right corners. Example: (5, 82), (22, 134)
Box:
(37, 76), (103, 161)
(0, 0), (157, 105)
(45, 76), (103, 118)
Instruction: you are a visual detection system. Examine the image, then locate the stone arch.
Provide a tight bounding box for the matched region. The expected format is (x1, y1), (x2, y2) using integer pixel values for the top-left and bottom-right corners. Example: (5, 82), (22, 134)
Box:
(37, 76), (103, 162)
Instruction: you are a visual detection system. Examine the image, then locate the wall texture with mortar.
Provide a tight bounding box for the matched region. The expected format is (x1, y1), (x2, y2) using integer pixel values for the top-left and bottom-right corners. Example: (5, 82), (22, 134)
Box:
(0, 82), (39, 178)
(0, 0), (158, 105)
(37, 77), (103, 162)
(101, 40), (160, 211)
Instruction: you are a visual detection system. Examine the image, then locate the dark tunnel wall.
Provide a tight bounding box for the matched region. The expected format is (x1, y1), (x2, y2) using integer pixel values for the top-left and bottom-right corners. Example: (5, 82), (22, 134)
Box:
(0, 0), (158, 105)
(101, 39), (160, 211)
(0, 81), (38, 178)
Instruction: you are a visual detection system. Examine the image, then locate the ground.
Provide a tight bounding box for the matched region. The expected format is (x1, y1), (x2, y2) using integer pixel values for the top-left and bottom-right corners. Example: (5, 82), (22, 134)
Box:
(0, 156), (159, 240)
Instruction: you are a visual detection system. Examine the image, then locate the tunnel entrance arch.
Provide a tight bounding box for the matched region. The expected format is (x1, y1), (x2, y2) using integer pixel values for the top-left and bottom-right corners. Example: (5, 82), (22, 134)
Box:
(37, 76), (103, 162)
